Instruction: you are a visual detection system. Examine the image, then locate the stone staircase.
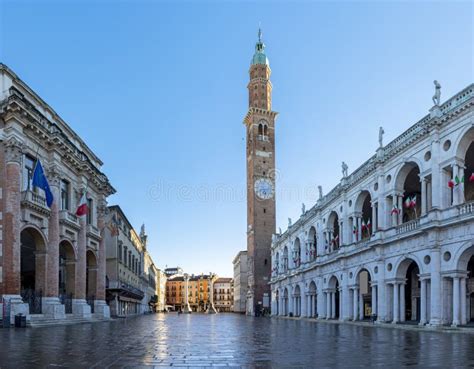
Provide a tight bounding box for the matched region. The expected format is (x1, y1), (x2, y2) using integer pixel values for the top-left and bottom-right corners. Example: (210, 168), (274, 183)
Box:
(28, 313), (110, 328)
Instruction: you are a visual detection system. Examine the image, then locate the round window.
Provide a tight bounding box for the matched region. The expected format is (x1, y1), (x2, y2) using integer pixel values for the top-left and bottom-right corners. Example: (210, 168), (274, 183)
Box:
(443, 140), (451, 151)
(424, 151), (431, 161)
(387, 263), (393, 272)
(386, 175), (392, 183)
(443, 251), (451, 262)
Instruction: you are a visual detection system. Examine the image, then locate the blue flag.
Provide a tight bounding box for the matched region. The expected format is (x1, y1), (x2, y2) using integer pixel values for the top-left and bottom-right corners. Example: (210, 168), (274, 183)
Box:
(32, 159), (54, 207)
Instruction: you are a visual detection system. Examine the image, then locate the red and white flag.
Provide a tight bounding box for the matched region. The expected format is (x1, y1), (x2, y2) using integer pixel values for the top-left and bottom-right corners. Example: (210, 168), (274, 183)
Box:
(76, 192), (88, 217)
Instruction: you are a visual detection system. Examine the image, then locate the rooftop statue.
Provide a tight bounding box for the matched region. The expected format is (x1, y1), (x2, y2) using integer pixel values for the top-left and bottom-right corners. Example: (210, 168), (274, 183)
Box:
(379, 126), (385, 148)
(432, 80), (441, 106)
(318, 185), (323, 200)
(342, 162), (348, 178)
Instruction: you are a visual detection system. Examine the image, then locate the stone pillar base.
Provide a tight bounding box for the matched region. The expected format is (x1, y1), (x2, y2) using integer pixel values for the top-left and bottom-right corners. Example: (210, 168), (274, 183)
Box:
(43, 297), (66, 320)
(183, 303), (192, 314)
(72, 299), (92, 318)
(207, 304), (218, 314)
(428, 318), (442, 327)
(94, 300), (110, 319)
(2, 295), (30, 325)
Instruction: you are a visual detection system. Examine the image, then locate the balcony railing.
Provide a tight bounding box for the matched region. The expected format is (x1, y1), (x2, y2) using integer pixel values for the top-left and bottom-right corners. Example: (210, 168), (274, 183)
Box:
(396, 219), (420, 235)
(21, 190), (50, 213)
(459, 201), (474, 216)
(59, 210), (80, 227)
(107, 280), (145, 300)
(87, 224), (101, 238)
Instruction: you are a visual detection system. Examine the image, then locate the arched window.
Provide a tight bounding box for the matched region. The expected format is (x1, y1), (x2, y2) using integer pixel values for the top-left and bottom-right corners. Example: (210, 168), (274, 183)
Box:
(258, 124), (263, 135)
(263, 125), (268, 136)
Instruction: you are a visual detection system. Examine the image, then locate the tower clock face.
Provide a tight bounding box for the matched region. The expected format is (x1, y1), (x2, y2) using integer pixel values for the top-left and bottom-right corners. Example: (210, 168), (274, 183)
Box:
(254, 178), (274, 200)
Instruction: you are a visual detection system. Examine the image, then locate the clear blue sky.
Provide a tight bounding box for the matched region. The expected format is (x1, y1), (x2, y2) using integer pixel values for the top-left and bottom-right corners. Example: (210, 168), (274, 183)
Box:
(1, 1), (472, 277)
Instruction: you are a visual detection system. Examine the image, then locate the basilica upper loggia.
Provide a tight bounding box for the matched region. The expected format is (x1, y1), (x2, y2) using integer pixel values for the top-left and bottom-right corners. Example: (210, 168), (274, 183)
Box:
(270, 82), (474, 327)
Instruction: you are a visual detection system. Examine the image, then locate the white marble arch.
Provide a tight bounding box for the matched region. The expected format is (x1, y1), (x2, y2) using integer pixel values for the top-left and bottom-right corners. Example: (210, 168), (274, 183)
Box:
(454, 124), (474, 159)
(393, 159), (423, 193)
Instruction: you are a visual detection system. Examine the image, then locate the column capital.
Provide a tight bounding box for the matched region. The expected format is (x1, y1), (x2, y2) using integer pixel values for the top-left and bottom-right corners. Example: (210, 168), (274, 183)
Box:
(47, 164), (63, 187)
(5, 136), (24, 164)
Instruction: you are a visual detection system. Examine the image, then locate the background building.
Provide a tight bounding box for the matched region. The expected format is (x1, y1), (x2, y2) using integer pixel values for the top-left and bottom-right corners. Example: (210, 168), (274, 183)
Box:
(165, 274), (184, 311)
(214, 278), (234, 312)
(233, 251), (248, 313)
(105, 206), (162, 317)
(165, 267), (183, 278)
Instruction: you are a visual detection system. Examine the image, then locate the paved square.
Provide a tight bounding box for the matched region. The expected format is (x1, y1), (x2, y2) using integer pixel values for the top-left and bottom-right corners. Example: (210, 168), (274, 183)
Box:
(0, 314), (473, 368)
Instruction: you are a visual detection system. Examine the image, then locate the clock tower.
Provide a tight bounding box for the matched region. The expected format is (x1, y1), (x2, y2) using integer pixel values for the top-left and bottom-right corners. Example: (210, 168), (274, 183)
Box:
(243, 28), (278, 315)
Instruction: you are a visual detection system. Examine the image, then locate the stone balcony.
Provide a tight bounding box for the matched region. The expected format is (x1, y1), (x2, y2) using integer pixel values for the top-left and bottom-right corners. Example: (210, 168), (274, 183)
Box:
(395, 218), (420, 235)
(458, 201), (474, 216)
(21, 190), (50, 215)
(87, 224), (101, 240)
(59, 210), (80, 229)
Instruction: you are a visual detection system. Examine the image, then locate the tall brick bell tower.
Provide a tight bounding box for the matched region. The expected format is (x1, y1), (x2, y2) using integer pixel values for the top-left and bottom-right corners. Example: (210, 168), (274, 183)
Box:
(243, 28), (278, 316)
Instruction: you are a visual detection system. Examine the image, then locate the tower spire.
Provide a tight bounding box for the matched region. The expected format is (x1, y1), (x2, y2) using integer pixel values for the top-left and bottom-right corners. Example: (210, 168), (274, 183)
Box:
(251, 26), (269, 66)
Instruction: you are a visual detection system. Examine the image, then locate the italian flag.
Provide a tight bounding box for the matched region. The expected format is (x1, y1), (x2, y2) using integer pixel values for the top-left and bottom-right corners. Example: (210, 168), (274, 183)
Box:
(361, 220), (367, 231)
(367, 219), (371, 229)
(404, 197), (412, 208)
(353, 225), (358, 234)
(391, 206), (400, 215)
(76, 192), (88, 217)
(410, 196), (417, 208)
(449, 176), (465, 188)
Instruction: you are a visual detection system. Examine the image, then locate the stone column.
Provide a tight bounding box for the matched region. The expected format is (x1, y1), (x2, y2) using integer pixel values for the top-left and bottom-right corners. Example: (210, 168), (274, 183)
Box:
(371, 203), (377, 234)
(331, 292), (336, 318)
(421, 178), (427, 216)
(94, 197), (110, 318)
(452, 277), (460, 326)
(429, 248), (442, 326)
(393, 283), (399, 323)
(397, 196), (403, 225)
(72, 208), (91, 318)
(342, 274), (350, 320)
(452, 164), (460, 206)
(326, 292), (330, 319)
(43, 166), (65, 319)
(461, 277), (467, 325)
(207, 274), (217, 314)
(399, 283), (406, 322)
(459, 166), (465, 204)
(3, 138), (29, 324)
(419, 278), (427, 325)
(371, 285), (377, 315)
(353, 287), (358, 321)
(357, 217), (362, 242)
(376, 261), (386, 323)
(359, 289), (364, 320)
(317, 289), (324, 318)
(391, 195), (398, 227)
(301, 292), (307, 317)
(183, 274), (192, 313)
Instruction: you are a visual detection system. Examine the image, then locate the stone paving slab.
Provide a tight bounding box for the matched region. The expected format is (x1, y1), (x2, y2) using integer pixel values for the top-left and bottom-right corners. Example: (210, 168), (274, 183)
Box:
(1, 313), (474, 368)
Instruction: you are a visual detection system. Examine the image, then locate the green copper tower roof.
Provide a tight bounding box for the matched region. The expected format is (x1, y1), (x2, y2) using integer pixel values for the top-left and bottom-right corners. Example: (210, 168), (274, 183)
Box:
(251, 28), (269, 66)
